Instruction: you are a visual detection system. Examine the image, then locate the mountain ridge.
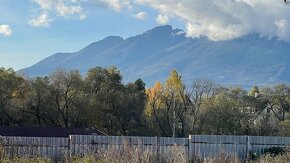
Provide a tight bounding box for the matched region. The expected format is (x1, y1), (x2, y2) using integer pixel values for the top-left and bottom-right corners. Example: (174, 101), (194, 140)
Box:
(19, 25), (290, 87)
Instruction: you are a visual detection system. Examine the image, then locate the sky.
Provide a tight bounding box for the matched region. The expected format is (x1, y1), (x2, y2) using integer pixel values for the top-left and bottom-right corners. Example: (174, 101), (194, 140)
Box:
(0, 0), (289, 70)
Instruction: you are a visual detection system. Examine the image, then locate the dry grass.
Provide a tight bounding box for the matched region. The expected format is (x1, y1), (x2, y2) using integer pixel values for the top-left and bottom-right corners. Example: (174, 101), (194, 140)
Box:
(249, 152), (290, 163)
(2, 157), (52, 163)
(202, 153), (240, 163)
(2, 152), (290, 163)
(65, 142), (188, 163)
(3, 144), (290, 163)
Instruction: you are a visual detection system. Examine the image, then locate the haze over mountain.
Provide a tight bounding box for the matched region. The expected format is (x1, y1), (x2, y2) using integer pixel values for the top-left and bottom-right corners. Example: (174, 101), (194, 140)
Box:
(19, 25), (290, 87)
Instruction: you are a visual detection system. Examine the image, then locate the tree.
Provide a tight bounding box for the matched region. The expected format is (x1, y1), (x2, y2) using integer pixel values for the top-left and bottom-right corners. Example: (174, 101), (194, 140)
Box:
(249, 85), (260, 97)
(200, 89), (243, 135)
(145, 70), (186, 137)
(48, 69), (87, 127)
(145, 81), (168, 136)
(85, 67), (146, 135)
(116, 80), (147, 135)
(85, 66), (123, 134)
(260, 84), (290, 122)
(183, 79), (220, 135)
(164, 69), (185, 137)
(22, 77), (51, 126)
(0, 68), (27, 126)
(273, 84), (290, 121)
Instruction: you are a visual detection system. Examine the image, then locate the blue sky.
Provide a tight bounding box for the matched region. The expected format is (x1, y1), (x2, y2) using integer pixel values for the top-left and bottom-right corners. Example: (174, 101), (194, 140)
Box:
(0, 0), (184, 70)
(1, 0), (289, 70)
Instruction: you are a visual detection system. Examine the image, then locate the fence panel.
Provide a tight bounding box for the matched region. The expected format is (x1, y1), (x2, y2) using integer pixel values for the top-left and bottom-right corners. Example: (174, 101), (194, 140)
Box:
(159, 137), (189, 154)
(189, 135), (247, 160)
(250, 136), (289, 155)
(70, 135), (132, 155)
(1, 136), (68, 158)
(70, 135), (188, 156)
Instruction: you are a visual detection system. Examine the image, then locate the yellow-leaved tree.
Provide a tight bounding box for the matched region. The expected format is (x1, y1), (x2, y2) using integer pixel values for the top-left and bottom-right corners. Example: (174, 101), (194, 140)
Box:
(144, 70), (186, 137)
(164, 69), (185, 137)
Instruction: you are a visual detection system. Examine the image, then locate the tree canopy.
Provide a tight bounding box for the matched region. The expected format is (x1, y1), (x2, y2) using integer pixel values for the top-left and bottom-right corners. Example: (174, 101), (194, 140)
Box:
(0, 67), (290, 137)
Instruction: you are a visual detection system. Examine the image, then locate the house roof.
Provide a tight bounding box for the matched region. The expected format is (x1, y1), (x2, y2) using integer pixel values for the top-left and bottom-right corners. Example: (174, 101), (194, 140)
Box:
(0, 127), (105, 137)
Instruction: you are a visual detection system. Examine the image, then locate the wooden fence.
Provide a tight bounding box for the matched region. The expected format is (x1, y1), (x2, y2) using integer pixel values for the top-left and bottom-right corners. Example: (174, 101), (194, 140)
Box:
(1, 135), (290, 160)
(1, 136), (68, 158)
(69, 135), (188, 156)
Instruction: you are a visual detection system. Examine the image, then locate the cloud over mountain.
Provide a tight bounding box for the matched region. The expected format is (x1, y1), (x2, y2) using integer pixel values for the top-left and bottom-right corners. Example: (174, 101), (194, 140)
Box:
(137, 0), (290, 41)
(30, 0), (290, 42)
(156, 14), (169, 25)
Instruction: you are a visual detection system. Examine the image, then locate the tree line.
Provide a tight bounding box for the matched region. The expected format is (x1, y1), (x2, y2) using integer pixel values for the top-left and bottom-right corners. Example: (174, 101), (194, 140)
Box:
(1, 67), (290, 137)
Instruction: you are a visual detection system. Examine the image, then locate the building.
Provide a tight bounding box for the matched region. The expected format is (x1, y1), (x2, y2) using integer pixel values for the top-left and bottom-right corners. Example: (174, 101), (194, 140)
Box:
(0, 127), (105, 137)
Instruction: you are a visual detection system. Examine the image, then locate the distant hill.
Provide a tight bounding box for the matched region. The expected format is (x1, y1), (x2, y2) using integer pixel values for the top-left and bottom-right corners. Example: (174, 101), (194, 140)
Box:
(19, 25), (290, 87)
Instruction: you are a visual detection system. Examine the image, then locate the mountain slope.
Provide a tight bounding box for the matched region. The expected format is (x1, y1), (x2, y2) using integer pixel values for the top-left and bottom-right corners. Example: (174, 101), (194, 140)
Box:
(19, 25), (290, 86)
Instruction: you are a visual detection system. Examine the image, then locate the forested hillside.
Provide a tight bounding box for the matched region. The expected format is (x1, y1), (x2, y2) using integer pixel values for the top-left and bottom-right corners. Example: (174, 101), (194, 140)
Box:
(2, 67), (290, 137)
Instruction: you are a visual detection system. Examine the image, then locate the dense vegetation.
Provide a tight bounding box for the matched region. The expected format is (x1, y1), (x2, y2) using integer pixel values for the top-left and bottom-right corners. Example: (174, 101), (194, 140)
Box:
(1, 67), (290, 137)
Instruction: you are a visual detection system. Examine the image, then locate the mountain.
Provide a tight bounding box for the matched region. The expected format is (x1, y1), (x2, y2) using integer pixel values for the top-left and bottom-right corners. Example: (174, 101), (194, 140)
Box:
(19, 25), (290, 87)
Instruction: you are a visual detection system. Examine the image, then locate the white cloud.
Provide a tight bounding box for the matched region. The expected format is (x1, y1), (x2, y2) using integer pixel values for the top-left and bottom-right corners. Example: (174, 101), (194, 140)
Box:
(55, 0), (85, 19)
(137, 0), (290, 42)
(30, 0), (85, 27)
(97, 0), (132, 12)
(99, 0), (123, 11)
(275, 19), (290, 41)
(0, 25), (12, 36)
(29, 0), (290, 42)
(155, 14), (169, 25)
(133, 11), (147, 20)
(29, 13), (52, 27)
(33, 0), (53, 10)
(30, 0), (133, 26)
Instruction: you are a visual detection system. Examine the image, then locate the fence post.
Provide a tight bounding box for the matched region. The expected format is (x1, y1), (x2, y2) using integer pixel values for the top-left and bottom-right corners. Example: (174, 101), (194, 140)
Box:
(188, 135), (193, 161)
(246, 136), (252, 160)
(68, 135), (73, 157)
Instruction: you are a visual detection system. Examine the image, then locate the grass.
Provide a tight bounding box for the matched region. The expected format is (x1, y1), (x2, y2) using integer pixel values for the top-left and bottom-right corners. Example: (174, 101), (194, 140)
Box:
(1, 143), (290, 163)
(2, 152), (290, 163)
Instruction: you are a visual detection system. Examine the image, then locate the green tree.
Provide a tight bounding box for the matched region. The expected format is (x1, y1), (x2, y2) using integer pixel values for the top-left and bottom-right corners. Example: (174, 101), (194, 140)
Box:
(48, 69), (87, 127)
(200, 90), (243, 135)
(85, 67), (146, 135)
(22, 77), (51, 126)
(0, 68), (27, 126)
